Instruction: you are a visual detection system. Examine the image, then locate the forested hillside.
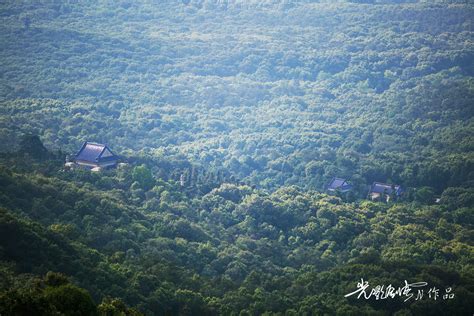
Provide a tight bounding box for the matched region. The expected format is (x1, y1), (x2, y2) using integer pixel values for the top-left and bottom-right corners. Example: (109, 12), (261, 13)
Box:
(1, 1), (473, 193)
(0, 1), (473, 315)
(0, 151), (473, 314)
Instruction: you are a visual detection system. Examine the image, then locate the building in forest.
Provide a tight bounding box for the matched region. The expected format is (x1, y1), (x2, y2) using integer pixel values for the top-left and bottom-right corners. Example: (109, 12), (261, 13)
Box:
(368, 182), (402, 202)
(327, 177), (352, 193)
(71, 142), (118, 171)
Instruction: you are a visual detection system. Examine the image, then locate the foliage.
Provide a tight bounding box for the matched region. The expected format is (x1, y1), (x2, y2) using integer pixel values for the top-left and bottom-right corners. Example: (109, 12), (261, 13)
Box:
(0, 1), (472, 315)
(0, 157), (472, 314)
(0, 1), (472, 195)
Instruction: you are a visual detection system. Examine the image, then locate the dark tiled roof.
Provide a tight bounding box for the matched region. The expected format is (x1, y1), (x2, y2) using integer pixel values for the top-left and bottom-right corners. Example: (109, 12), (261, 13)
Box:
(369, 182), (402, 195)
(327, 177), (352, 191)
(75, 142), (117, 163)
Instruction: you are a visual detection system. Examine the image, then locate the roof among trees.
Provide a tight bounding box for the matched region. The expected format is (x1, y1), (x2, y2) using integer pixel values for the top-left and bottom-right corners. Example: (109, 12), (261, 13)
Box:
(75, 142), (117, 163)
(370, 182), (402, 195)
(327, 177), (352, 191)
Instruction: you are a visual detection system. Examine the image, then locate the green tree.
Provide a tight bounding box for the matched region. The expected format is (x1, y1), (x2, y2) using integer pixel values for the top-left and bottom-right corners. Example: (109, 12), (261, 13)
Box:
(43, 284), (97, 316)
(98, 297), (143, 316)
(18, 134), (48, 159)
(414, 186), (435, 204)
(132, 164), (155, 191)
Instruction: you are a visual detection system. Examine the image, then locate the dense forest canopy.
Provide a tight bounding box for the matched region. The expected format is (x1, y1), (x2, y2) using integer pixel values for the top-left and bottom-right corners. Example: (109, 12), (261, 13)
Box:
(0, 1), (473, 315)
(1, 1), (473, 192)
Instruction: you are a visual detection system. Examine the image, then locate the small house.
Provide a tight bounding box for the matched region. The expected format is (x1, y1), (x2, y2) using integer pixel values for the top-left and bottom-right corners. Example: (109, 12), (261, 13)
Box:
(327, 177), (352, 193)
(73, 142), (118, 170)
(368, 182), (402, 202)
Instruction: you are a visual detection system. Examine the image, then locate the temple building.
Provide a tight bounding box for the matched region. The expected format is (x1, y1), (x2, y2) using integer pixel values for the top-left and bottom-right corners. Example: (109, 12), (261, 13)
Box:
(327, 177), (352, 193)
(368, 182), (402, 202)
(71, 142), (118, 171)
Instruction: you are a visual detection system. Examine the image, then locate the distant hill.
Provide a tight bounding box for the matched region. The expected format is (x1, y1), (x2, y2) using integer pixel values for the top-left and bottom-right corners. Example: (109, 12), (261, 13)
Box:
(0, 1), (472, 194)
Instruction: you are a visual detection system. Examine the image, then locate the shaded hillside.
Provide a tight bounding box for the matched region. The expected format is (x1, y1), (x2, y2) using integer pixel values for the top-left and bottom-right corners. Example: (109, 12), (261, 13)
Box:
(0, 154), (473, 314)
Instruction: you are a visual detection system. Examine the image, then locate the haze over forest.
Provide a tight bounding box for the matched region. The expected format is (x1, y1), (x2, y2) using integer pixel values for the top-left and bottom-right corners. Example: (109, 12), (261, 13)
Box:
(0, 1), (473, 315)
